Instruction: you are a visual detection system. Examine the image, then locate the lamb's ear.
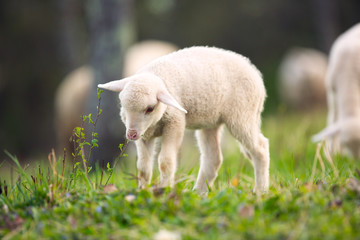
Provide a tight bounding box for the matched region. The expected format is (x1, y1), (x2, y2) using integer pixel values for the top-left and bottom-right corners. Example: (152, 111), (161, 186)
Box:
(311, 124), (341, 142)
(97, 78), (130, 92)
(157, 91), (187, 114)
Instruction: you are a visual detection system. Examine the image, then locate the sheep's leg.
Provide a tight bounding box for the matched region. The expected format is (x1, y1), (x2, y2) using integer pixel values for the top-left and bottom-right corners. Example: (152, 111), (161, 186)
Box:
(327, 89), (337, 126)
(135, 138), (155, 188)
(158, 123), (184, 188)
(250, 134), (270, 194)
(326, 88), (340, 153)
(242, 134), (270, 194)
(229, 126), (270, 194)
(193, 126), (224, 194)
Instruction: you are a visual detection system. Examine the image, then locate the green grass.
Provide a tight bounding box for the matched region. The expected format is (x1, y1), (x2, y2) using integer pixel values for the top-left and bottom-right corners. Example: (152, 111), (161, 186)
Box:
(1, 110), (360, 240)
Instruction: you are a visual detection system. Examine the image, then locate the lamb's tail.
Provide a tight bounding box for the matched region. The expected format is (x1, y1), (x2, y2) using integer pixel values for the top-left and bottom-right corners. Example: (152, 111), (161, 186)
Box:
(311, 122), (341, 142)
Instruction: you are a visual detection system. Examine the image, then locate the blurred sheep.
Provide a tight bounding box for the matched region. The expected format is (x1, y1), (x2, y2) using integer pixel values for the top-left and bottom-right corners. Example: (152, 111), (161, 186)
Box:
(123, 40), (179, 77)
(312, 23), (360, 158)
(54, 40), (178, 153)
(54, 66), (94, 152)
(278, 47), (328, 110)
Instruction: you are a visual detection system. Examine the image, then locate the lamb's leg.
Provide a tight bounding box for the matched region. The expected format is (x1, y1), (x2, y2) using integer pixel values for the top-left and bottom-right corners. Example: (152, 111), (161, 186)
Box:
(327, 89), (337, 126)
(158, 123), (184, 188)
(135, 139), (155, 188)
(250, 134), (270, 193)
(326, 88), (340, 153)
(193, 126), (223, 194)
(229, 126), (270, 194)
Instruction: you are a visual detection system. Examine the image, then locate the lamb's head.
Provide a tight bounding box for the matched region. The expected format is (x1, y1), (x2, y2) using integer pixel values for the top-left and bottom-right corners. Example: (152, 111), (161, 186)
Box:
(119, 80), (167, 140)
(98, 73), (187, 141)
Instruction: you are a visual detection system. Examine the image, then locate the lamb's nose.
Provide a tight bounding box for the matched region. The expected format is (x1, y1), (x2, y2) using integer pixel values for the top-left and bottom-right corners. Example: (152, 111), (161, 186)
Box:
(126, 129), (138, 140)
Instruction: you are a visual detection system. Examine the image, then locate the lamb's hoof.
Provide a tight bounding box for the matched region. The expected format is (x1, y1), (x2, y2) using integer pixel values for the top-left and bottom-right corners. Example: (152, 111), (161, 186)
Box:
(252, 187), (269, 195)
(193, 186), (209, 197)
(138, 181), (149, 190)
(152, 187), (166, 196)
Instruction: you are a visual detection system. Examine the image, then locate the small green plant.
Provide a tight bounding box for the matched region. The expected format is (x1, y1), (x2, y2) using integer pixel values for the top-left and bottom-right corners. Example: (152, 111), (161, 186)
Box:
(67, 88), (128, 189)
(70, 88), (104, 186)
(105, 141), (129, 185)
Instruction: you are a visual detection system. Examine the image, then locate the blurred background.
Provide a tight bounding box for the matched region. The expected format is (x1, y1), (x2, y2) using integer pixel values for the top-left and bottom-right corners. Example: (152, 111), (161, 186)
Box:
(0, 0), (359, 163)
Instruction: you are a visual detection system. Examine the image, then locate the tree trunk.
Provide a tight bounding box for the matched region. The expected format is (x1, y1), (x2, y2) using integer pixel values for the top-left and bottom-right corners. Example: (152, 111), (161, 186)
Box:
(86, 0), (135, 165)
(312, 0), (339, 53)
(57, 0), (86, 71)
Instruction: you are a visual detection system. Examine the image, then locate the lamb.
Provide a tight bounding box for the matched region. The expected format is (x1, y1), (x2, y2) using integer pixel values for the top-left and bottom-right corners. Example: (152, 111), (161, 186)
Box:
(278, 47), (328, 110)
(98, 46), (270, 194)
(312, 23), (360, 158)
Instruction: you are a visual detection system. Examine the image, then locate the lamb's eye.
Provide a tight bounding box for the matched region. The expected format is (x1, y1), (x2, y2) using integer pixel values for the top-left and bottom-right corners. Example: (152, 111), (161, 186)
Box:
(145, 106), (154, 114)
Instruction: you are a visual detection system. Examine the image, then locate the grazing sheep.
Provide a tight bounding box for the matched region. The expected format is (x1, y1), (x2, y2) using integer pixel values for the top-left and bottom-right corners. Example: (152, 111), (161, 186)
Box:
(98, 46), (270, 194)
(123, 40), (178, 77)
(312, 23), (360, 158)
(278, 47), (328, 110)
(54, 40), (178, 153)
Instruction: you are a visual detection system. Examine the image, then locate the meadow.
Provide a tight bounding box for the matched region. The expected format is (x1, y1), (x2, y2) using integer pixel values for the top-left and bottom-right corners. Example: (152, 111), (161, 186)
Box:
(1, 107), (360, 239)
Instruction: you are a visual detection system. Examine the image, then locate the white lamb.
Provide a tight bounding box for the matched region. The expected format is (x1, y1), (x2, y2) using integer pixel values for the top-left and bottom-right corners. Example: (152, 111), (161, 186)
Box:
(98, 46), (270, 194)
(312, 23), (360, 158)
